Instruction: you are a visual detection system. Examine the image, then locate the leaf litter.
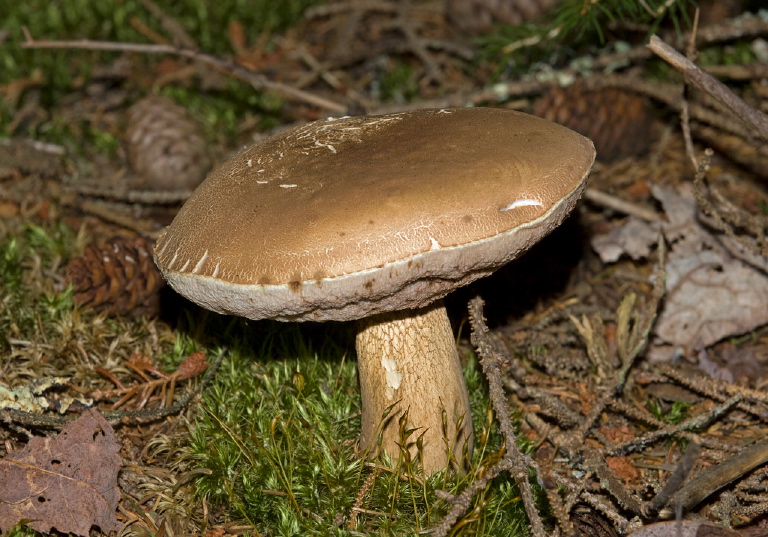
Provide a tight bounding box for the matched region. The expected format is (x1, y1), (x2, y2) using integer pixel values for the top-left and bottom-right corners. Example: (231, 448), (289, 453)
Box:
(592, 183), (768, 354)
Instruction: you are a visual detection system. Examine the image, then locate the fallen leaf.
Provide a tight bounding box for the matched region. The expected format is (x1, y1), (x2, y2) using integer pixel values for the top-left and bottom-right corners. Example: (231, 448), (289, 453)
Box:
(697, 346), (765, 384)
(592, 216), (661, 262)
(590, 184), (768, 349)
(0, 408), (122, 536)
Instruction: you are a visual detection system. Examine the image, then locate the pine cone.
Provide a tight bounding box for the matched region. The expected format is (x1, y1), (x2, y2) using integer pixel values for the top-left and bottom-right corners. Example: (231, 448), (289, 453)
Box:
(533, 82), (655, 162)
(445, 0), (560, 36)
(67, 236), (164, 317)
(125, 95), (212, 191)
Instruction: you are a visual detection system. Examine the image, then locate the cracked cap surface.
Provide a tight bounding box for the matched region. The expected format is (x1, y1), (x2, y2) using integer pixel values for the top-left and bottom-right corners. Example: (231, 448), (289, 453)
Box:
(154, 107), (595, 321)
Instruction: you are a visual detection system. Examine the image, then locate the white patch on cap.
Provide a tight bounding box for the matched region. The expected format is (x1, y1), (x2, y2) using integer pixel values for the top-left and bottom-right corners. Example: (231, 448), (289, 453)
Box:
(381, 356), (402, 399)
(279, 184), (298, 188)
(500, 199), (543, 211)
(429, 237), (441, 250)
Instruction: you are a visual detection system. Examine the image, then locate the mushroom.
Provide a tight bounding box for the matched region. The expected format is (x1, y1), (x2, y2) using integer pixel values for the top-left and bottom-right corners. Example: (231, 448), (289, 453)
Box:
(153, 107), (595, 474)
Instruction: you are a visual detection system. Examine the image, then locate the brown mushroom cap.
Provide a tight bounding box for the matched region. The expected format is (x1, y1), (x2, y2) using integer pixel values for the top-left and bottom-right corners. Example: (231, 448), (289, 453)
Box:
(154, 107), (595, 321)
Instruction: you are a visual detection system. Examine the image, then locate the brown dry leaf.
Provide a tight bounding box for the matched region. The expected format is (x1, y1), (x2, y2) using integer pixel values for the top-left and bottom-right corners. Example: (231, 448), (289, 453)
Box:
(629, 521), (767, 537)
(591, 184), (768, 350)
(0, 408), (122, 536)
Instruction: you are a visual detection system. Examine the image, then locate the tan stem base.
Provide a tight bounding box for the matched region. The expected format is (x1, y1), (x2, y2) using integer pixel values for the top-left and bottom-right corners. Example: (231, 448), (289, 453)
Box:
(356, 300), (473, 474)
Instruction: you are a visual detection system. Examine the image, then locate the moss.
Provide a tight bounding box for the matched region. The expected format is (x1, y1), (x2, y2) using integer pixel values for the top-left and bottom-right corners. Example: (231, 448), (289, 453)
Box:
(184, 318), (530, 535)
(0, 0), (320, 146)
(0, 223), (76, 340)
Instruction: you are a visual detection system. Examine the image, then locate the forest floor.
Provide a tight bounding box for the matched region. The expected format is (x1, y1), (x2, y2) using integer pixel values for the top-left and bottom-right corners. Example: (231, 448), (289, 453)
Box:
(1, 1), (768, 536)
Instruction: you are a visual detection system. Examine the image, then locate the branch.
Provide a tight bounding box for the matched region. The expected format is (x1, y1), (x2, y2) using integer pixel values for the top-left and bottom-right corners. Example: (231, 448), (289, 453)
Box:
(20, 29), (347, 114)
(658, 438), (768, 518)
(647, 34), (768, 141)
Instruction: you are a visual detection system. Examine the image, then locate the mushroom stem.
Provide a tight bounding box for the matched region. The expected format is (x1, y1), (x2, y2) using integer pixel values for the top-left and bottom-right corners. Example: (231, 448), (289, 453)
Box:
(356, 300), (474, 474)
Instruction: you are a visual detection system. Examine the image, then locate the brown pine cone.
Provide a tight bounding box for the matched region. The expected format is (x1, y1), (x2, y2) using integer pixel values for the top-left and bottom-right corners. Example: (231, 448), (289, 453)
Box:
(445, 0), (560, 36)
(533, 82), (656, 162)
(67, 236), (164, 317)
(125, 95), (212, 191)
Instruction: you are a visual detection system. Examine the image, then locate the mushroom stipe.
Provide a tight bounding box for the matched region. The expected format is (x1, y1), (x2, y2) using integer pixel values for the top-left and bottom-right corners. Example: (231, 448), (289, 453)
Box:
(154, 107), (595, 474)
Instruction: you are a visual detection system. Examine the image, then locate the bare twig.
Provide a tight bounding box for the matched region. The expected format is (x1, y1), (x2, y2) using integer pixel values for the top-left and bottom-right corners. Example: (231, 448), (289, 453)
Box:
(659, 439), (768, 518)
(607, 394), (742, 456)
(607, 399), (741, 454)
(460, 296), (547, 537)
(63, 180), (194, 205)
(657, 362), (768, 420)
(648, 34), (768, 141)
(584, 187), (662, 222)
(72, 199), (163, 239)
(588, 450), (644, 514)
(580, 491), (634, 534)
(20, 29), (347, 114)
(692, 148), (768, 259)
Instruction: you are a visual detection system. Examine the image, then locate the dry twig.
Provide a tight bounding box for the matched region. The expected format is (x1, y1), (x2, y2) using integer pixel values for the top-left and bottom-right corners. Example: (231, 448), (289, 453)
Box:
(647, 34), (768, 141)
(20, 29), (347, 114)
(659, 439), (768, 518)
(433, 297), (548, 537)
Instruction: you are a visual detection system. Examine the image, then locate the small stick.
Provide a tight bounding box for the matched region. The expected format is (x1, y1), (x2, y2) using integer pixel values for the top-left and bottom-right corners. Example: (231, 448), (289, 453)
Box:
(647, 35), (768, 141)
(583, 187), (661, 222)
(680, 9), (701, 169)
